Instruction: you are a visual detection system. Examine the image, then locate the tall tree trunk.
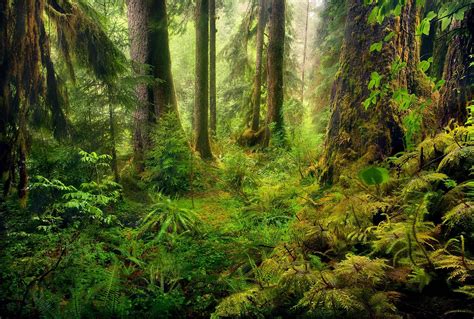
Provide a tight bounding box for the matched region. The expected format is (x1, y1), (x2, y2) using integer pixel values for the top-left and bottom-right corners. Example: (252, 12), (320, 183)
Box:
(1, 0), (44, 203)
(149, 0), (179, 118)
(194, 0), (213, 159)
(127, 0), (150, 172)
(127, 0), (182, 170)
(209, 0), (217, 136)
(108, 103), (119, 183)
(251, 0), (267, 132)
(301, 0), (310, 105)
(265, 0), (286, 145)
(319, 0), (430, 183)
(437, 8), (474, 127)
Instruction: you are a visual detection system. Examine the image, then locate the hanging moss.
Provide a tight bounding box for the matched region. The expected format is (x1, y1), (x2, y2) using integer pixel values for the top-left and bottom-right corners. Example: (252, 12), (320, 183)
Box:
(46, 0), (126, 82)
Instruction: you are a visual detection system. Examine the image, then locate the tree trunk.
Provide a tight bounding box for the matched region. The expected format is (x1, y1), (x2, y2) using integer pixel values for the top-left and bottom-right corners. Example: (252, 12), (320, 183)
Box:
(301, 0), (310, 105)
(319, 0), (430, 183)
(108, 103), (119, 183)
(194, 0), (213, 159)
(127, 0), (182, 170)
(1, 0), (44, 203)
(127, 0), (150, 172)
(251, 0), (267, 132)
(437, 8), (474, 127)
(209, 0), (217, 136)
(265, 0), (285, 145)
(149, 0), (179, 118)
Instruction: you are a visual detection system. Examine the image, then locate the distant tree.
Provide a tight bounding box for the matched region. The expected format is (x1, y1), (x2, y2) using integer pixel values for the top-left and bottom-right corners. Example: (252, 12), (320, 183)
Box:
(209, 0), (217, 136)
(251, 0), (268, 132)
(264, 0), (286, 145)
(194, 0), (213, 159)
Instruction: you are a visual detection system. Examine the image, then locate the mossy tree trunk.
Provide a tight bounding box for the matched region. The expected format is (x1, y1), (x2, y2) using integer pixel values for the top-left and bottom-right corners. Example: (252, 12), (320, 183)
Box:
(437, 8), (474, 127)
(127, 0), (150, 172)
(0, 0), (50, 204)
(209, 0), (217, 136)
(319, 0), (430, 183)
(250, 0), (268, 132)
(149, 0), (178, 118)
(264, 0), (286, 145)
(194, 0), (213, 159)
(127, 0), (181, 171)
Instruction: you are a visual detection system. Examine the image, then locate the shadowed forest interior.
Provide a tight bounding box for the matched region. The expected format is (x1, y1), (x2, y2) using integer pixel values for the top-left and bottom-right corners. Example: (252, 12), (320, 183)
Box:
(1, 0), (474, 317)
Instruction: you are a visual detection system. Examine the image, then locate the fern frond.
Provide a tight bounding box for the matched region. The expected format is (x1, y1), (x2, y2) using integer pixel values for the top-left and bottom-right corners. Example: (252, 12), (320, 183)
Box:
(442, 202), (474, 232)
(212, 287), (275, 318)
(334, 255), (388, 287)
(401, 172), (448, 200)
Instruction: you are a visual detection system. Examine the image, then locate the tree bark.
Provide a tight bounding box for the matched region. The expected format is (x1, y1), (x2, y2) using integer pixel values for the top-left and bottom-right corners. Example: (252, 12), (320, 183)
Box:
(0, 0), (44, 203)
(301, 0), (310, 105)
(127, 0), (150, 172)
(127, 0), (181, 170)
(265, 0), (285, 145)
(319, 0), (430, 183)
(250, 0), (267, 132)
(437, 8), (474, 127)
(149, 0), (179, 118)
(108, 103), (119, 183)
(194, 0), (213, 159)
(209, 0), (217, 136)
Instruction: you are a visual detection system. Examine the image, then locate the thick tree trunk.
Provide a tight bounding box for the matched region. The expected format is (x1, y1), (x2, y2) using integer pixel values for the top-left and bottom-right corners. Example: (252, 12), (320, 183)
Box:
(127, 0), (150, 172)
(0, 0), (44, 203)
(194, 0), (213, 159)
(265, 0), (285, 145)
(149, 0), (178, 118)
(209, 0), (217, 136)
(128, 0), (181, 170)
(251, 0), (267, 132)
(319, 0), (430, 183)
(437, 8), (474, 127)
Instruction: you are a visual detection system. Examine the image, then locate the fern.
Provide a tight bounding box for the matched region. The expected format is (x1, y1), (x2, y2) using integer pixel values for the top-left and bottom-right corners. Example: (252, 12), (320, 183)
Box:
(432, 236), (474, 283)
(455, 285), (474, 299)
(296, 255), (395, 317)
(442, 202), (474, 232)
(211, 287), (274, 318)
(334, 255), (388, 287)
(95, 263), (129, 317)
(138, 196), (201, 240)
(401, 172), (449, 200)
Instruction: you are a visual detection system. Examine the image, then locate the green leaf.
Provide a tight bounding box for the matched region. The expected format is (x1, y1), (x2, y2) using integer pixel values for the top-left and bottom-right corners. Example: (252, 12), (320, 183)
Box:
(393, 4), (402, 17)
(368, 7), (380, 24)
(370, 41), (383, 53)
(422, 20), (431, 35)
(369, 72), (382, 89)
(425, 11), (437, 21)
(383, 31), (395, 42)
(358, 166), (390, 186)
(453, 6), (467, 21)
(418, 60), (431, 73)
(440, 16), (452, 32)
(435, 79), (445, 91)
(416, 0), (426, 8)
